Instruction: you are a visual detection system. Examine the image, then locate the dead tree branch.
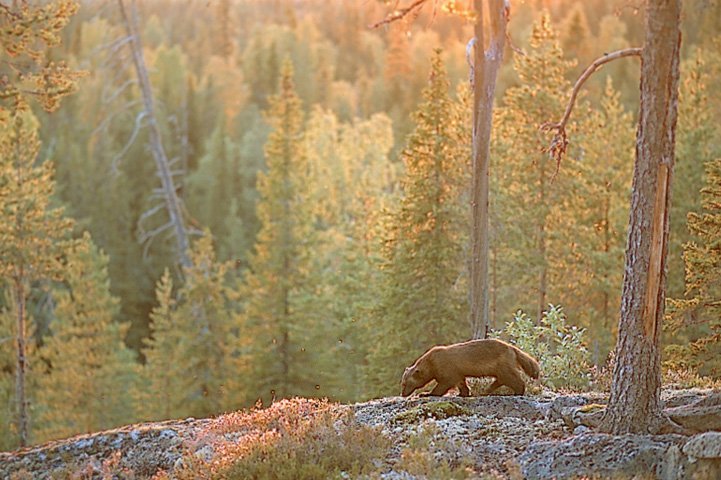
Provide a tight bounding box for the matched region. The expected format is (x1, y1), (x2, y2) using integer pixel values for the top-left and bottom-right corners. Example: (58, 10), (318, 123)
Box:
(369, 0), (430, 28)
(118, 0), (193, 269)
(542, 47), (642, 172)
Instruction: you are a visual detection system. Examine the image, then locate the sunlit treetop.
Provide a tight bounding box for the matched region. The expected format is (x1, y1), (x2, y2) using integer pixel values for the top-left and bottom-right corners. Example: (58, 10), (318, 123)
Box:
(0, 0), (84, 117)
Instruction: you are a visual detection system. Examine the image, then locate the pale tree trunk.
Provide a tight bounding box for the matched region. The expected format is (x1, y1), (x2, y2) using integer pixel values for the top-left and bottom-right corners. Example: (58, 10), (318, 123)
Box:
(469, 0), (507, 339)
(601, 0), (682, 434)
(13, 278), (28, 447)
(118, 0), (192, 269)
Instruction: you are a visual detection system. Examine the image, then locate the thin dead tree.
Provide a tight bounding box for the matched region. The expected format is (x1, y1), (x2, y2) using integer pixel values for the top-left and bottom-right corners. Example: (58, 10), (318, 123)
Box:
(373, 0), (509, 340)
(544, 0), (684, 434)
(117, 0), (192, 270)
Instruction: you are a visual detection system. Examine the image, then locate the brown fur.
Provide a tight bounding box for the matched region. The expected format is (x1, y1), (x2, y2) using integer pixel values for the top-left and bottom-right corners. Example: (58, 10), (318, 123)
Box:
(400, 339), (540, 397)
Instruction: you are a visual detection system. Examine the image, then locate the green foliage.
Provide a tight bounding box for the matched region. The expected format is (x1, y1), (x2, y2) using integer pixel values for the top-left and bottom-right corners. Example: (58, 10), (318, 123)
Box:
(363, 50), (469, 398)
(0, 0), (83, 115)
(666, 153), (721, 376)
(138, 235), (243, 421)
(0, 111), (74, 284)
(34, 233), (139, 442)
(502, 305), (591, 391)
(492, 13), (579, 324)
(240, 60), (337, 402)
(0, 109), (75, 447)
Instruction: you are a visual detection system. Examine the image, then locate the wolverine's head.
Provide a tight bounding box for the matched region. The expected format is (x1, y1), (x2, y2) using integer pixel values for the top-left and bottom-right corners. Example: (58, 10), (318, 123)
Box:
(401, 365), (431, 396)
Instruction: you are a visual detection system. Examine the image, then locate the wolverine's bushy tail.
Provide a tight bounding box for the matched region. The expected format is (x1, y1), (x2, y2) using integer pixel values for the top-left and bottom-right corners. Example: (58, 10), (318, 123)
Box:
(513, 346), (540, 379)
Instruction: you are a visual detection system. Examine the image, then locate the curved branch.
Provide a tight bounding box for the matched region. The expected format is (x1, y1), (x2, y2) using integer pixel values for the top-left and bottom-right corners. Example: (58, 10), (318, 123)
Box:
(542, 47), (642, 171)
(369, 0), (430, 28)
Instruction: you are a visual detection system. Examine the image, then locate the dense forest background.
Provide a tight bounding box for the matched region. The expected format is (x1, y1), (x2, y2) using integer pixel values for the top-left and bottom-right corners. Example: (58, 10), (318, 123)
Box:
(1, 0), (721, 449)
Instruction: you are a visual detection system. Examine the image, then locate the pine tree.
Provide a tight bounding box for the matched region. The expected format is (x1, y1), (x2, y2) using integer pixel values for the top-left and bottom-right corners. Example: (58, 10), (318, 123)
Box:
(138, 235), (243, 420)
(573, 78), (635, 366)
(0, 111), (74, 447)
(34, 233), (138, 442)
(363, 50), (469, 397)
(493, 13), (577, 322)
(240, 59), (331, 403)
(0, 0), (82, 116)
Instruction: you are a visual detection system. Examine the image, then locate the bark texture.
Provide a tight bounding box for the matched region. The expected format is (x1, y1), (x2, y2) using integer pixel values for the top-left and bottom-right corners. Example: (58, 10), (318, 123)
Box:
(469, 0), (507, 339)
(13, 280), (28, 447)
(601, 0), (682, 434)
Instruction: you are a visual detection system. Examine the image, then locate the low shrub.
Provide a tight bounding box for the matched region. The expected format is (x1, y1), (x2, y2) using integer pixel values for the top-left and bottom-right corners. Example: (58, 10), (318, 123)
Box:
(500, 304), (592, 391)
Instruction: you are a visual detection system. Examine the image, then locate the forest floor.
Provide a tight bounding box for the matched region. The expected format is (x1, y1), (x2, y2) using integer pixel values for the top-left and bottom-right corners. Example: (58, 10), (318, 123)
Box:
(1, 387), (720, 479)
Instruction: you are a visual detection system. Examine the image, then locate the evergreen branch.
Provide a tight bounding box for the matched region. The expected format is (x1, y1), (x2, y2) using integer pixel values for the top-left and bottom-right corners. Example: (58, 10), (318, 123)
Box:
(541, 47), (642, 176)
(369, 0), (430, 28)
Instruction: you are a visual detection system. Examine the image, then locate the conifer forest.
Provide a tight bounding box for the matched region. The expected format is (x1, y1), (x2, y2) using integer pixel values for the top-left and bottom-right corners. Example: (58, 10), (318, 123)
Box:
(1, 0), (721, 450)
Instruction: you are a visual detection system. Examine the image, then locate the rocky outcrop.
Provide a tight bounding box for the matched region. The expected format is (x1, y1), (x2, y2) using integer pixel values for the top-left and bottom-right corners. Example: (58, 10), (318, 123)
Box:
(1, 388), (720, 479)
(519, 433), (689, 480)
(0, 418), (210, 479)
(666, 391), (721, 433)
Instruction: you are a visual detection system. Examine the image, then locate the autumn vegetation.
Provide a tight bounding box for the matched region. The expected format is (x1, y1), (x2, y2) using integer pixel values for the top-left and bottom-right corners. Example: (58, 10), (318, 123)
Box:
(1, 0), (720, 452)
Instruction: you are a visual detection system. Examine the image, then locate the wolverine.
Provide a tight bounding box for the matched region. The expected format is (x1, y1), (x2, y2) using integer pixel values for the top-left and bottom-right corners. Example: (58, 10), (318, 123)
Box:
(401, 338), (540, 397)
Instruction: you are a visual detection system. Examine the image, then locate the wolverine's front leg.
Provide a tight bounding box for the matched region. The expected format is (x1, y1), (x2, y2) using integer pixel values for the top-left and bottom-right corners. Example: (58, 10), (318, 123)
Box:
(457, 379), (470, 397)
(420, 380), (454, 397)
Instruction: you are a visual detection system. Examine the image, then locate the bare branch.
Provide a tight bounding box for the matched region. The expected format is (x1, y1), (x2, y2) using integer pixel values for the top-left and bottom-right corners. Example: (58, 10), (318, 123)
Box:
(102, 78), (137, 105)
(369, 0), (430, 28)
(111, 110), (147, 173)
(90, 99), (140, 139)
(542, 47), (642, 173)
(137, 203), (165, 227)
(140, 222), (173, 260)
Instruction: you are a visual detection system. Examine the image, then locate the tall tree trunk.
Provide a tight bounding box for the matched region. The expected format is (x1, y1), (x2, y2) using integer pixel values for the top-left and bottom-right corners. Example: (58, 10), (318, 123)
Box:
(118, 0), (192, 269)
(469, 0), (507, 339)
(601, 0), (682, 435)
(13, 278), (28, 447)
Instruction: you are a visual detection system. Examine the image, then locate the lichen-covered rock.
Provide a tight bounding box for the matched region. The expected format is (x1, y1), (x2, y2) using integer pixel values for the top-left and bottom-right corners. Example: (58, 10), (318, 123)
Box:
(0, 418), (208, 479)
(683, 432), (721, 459)
(518, 433), (689, 480)
(666, 403), (721, 433)
(393, 401), (472, 423)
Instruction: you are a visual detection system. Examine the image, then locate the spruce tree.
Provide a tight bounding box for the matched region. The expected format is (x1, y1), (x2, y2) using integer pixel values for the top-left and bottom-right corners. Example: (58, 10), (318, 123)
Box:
(138, 235), (242, 420)
(240, 59), (330, 403)
(303, 108), (397, 401)
(667, 156), (721, 375)
(363, 51), (468, 397)
(34, 233), (138, 442)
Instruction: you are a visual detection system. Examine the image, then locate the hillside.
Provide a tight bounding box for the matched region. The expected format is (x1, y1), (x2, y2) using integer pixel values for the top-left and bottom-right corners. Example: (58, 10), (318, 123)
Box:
(2, 388), (720, 479)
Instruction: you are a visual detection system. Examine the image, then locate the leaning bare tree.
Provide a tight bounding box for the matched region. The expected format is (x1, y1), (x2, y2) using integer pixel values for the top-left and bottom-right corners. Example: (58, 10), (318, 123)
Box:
(373, 0), (509, 339)
(545, 0), (683, 434)
(117, 0), (193, 270)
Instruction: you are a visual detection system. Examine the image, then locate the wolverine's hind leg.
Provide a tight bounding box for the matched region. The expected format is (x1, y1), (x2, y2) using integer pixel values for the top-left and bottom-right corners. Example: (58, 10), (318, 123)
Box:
(488, 368), (526, 395)
(500, 370), (526, 395)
